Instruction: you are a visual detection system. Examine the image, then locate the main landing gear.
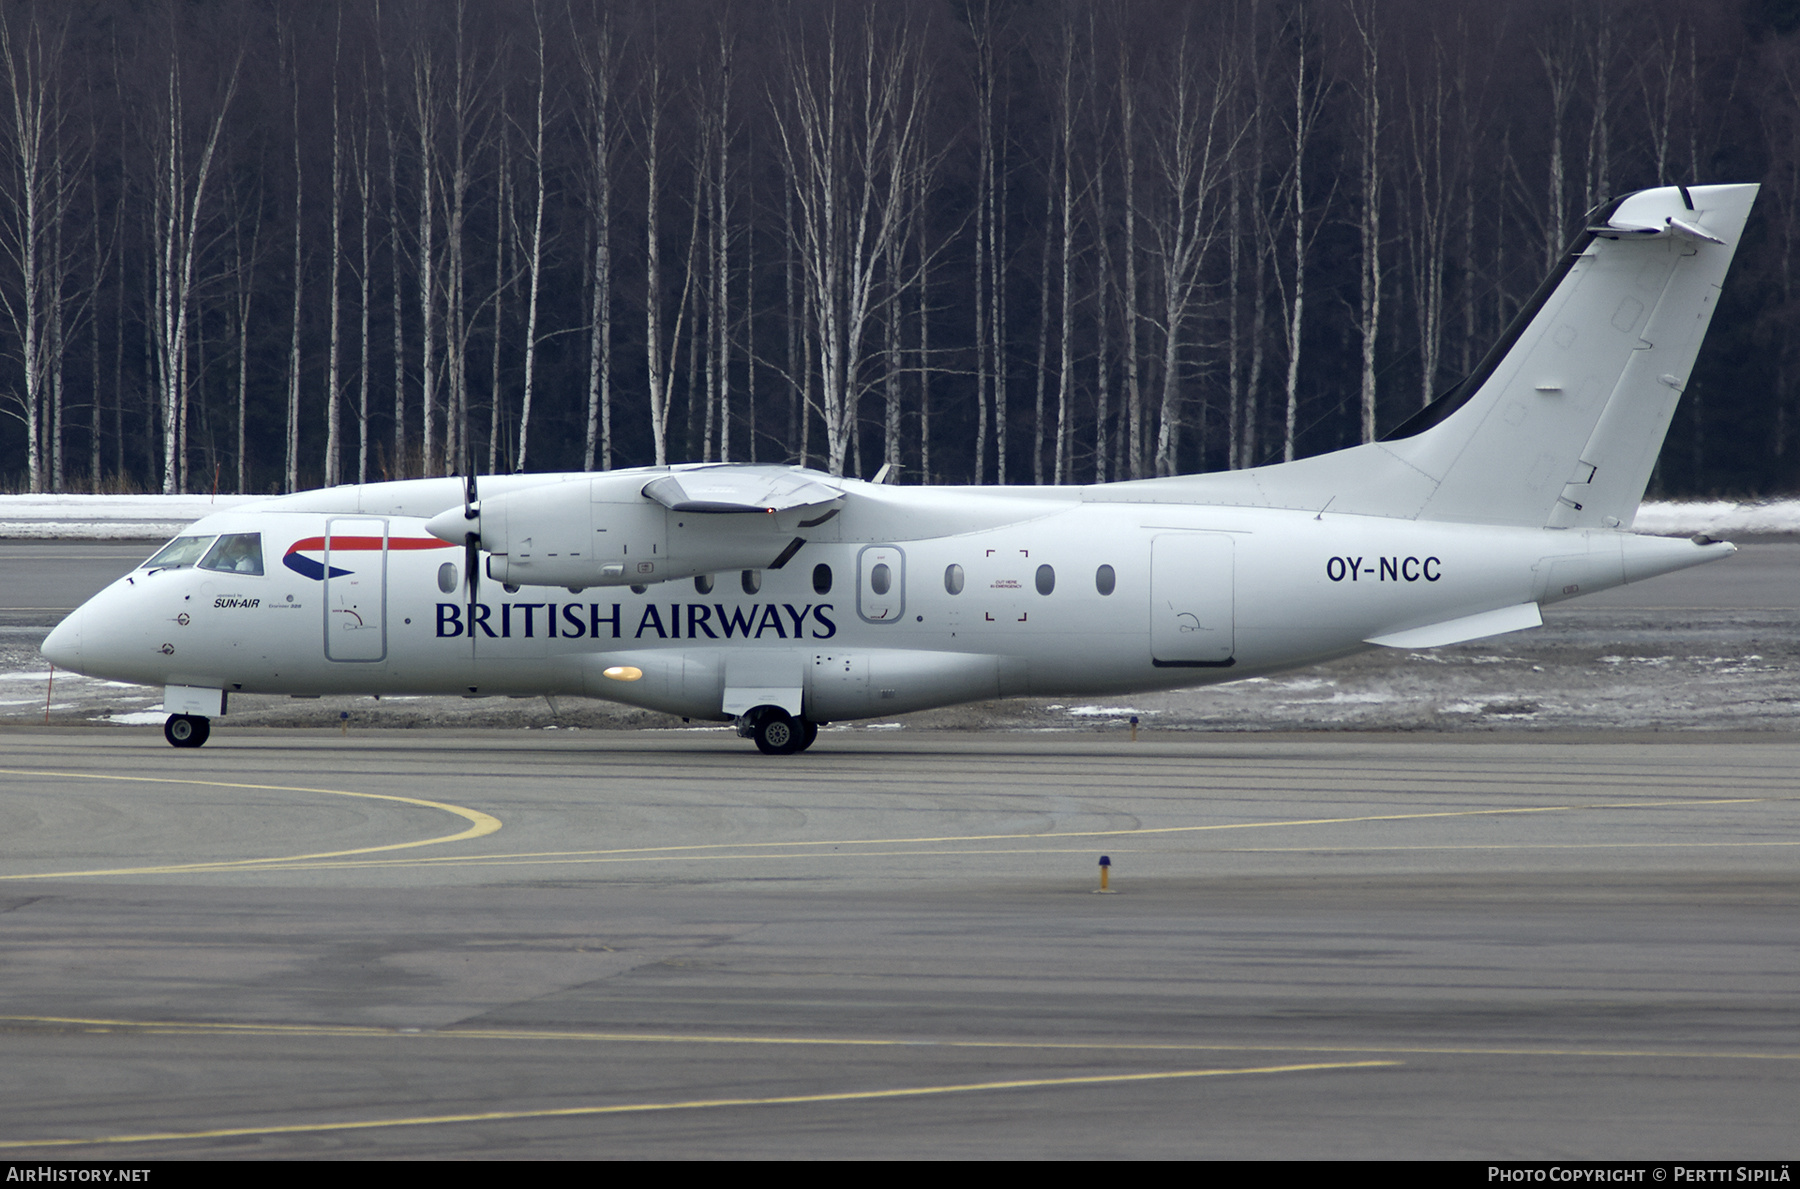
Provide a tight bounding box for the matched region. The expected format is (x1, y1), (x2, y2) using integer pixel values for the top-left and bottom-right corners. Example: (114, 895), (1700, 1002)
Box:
(739, 706), (820, 755)
(164, 714), (211, 748)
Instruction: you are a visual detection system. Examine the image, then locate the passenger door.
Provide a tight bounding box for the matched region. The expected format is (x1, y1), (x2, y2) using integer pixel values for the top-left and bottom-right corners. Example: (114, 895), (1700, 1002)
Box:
(323, 517), (388, 662)
(857, 545), (906, 624)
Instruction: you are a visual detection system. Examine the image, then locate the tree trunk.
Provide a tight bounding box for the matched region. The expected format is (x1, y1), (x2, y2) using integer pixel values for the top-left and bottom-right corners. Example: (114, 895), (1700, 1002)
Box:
(325, 14), (344, 486)
(576, 4), (616, 471)
(516, 8), (548, 474)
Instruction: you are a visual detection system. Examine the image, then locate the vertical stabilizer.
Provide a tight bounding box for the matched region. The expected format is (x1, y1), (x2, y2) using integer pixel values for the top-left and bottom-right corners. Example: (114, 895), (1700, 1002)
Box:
(1382, 183), (1755, 529)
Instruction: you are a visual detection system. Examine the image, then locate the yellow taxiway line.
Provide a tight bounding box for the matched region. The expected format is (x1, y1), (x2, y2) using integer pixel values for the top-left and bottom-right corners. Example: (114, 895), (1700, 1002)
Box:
(0, 774), (1781, 879)
(0, 1060), (1396, 1150)
(4, 1014), (1797, 1063)
(0, 767), (500, 879)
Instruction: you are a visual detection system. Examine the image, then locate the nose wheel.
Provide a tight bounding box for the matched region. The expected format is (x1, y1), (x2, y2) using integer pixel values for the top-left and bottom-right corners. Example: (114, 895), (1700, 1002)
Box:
(164, 714), (211, 748)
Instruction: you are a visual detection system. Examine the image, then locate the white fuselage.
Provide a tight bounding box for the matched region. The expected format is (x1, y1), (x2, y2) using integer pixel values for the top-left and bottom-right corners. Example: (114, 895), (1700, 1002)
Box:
(40, 474), (1727, 725)
(41, 184), (1755, 743)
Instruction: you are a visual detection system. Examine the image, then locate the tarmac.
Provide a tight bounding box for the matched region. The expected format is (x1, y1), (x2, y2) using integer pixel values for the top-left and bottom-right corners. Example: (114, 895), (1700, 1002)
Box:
(0, 729), (1794, 1158)
(0, 538), (1794, 1157)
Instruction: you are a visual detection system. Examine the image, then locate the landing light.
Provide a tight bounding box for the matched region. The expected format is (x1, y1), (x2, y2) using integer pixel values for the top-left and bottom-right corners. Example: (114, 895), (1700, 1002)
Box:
(603, 666), (643, 682)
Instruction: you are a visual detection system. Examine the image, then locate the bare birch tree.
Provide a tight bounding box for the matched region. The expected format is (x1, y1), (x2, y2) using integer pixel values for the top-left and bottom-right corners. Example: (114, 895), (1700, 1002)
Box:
(1537, 21), (1579, 272)
(0, 2), (73, 492)
(373, 0), (409, 478)
(1116, 25), (1145, 478)
(1398, 27), (1464, 411)
(1050, 13), (1080, 485)
(639, 26), (676, 464)
(487, 80), (510, 474)
(1145, 21), (1239, 476)
(1347, 0), (1384, 439)
(145, 9), (242, 493)
(351, 30), (375, 483)
(324, 8), (345, 486)
(769, 3), (934, 478)
(966, 0), (996, 482)
(573, 2), (620, 471)
(282, 14), (303, 492)
(226, 162), (261, 493)
(712, 18), (734, 463)
(440, 3), (496, 475)
(513, 1), (550, 473)
(1276, 5), (1325, 463)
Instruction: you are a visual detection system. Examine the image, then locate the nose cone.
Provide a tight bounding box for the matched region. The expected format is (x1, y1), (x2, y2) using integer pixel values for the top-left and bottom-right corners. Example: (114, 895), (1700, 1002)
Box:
(41, 606), (82, 670)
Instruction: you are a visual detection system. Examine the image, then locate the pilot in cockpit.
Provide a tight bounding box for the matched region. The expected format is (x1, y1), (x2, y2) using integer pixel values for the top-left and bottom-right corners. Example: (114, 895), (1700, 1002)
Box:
(203, 533), (264, 576)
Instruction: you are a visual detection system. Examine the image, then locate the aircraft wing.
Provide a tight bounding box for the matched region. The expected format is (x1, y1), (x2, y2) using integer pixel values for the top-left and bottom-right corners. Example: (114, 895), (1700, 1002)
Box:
(641, 467), (845, 515)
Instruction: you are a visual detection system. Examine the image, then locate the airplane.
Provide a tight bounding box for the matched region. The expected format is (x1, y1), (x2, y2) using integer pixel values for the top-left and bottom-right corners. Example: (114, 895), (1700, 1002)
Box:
(40, 182), (1756, 755)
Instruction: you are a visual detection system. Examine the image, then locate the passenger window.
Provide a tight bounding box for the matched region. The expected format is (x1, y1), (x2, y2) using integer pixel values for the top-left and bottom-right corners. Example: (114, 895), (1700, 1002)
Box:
(741, 569), (761, 595)
(945, 564), (964, 595)
(199, 533), (264, 576)
(870, 563), (892, 596)
(438, 562), (459, 593)
(813, 563), (832, 595)
(1036, 564), (1055, 595)
(142, 535), (216, 569)
(1096, 564), (1116, 596)
(694, 574), (715, 595)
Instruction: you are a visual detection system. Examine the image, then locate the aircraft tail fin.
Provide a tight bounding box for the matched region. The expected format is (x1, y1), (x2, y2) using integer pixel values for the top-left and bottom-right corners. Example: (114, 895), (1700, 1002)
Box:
(1384, 183), (1756, 529)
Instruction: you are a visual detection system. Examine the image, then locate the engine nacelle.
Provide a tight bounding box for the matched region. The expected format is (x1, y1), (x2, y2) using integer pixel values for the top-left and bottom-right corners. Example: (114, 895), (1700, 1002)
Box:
(424, 473), (805, 588)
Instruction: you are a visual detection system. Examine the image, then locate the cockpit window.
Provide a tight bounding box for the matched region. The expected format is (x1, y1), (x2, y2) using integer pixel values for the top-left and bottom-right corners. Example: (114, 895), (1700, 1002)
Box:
(141, 535), (216, 569)
(199, 533), (264, 575)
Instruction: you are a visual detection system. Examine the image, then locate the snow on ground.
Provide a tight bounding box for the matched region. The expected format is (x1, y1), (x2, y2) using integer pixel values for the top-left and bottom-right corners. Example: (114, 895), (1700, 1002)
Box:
(1, 492), (1798, 539)
(0, 493), (269, 539)
(1631, 499), (1800, 537)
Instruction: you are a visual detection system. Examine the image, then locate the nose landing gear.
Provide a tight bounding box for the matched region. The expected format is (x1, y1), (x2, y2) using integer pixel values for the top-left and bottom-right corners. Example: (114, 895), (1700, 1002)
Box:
(164, 714), (211, 748)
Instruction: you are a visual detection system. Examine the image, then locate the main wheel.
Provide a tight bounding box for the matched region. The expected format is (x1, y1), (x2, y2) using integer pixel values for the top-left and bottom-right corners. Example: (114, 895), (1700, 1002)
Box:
(796, 720), (819, 752)
(752, 708), (803, 755)
(164, 714), (211, 748)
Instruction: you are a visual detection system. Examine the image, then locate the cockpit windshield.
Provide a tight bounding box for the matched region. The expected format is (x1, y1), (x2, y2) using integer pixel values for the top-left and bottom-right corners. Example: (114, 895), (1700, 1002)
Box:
(141, 535), (216, 569)
(199, 533), (264, 576)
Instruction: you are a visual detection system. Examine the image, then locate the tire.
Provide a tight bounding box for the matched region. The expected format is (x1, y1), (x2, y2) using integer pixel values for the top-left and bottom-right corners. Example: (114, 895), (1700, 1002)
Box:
(752, 708), (802, 755)
(796, 720), (819, 752)
(164, 714), (211, 749)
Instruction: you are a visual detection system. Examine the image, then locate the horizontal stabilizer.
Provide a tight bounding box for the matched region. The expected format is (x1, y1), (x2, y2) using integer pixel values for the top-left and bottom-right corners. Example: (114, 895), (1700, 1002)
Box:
(1365, 602), (1542, 649)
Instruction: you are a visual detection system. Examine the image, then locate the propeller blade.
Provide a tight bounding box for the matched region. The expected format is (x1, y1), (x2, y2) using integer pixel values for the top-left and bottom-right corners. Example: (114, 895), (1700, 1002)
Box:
(463, 472), (481, 660)
(460, 471), (482, 601)
(466, 531), (480, 661)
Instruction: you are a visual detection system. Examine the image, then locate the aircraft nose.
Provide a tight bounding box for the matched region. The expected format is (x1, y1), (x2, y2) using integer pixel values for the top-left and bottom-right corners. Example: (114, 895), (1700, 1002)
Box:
(41, 607), (82, 669)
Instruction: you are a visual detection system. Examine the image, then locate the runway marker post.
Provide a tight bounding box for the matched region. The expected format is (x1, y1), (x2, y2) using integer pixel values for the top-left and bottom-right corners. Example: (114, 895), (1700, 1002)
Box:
(1096, 855), (1114, 893)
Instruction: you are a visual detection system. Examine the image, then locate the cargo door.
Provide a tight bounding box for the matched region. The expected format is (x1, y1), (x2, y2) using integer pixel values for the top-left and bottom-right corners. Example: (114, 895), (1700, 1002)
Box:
(1149, 533), (1234, 667)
